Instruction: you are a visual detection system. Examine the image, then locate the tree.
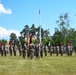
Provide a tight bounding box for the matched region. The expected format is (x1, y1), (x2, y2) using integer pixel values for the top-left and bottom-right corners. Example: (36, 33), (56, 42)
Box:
(67, 28), (76, 46)
(0, 39), (7, 45)
(20, 24), (50, 44)
(19, 36), (25, 45)
(44, 29), (50, 38)
(20, 25), (30, 36)
(52, 29), (62, 45)
(10, 33), (17, 45)
(56, 13), (70, 45)
(30, 24), (36, 35)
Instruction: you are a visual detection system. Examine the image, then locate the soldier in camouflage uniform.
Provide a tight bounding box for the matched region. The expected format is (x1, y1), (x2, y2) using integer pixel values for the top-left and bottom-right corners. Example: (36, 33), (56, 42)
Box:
(18, 42), (22, 56)
(22, 42), (28, 59)
(44, 45), (47, 56)
(60, 45), (64, 56)
(29, 43), (35, 59)
(1, 45), (3, 56)
(13, 44), (17, 56)
(56, 45), (59, 56)
(70, 45), (72, 56)
(53, 46), (56, 54)
(48, 43), (51, 56)
(9, 44), (13, 56)
(40, 44), (43, 58)
(48, 43), (53, 56)
(67, 44), (70, 56)
(35, 44), (39, 58)
(3, 44), (7, 56)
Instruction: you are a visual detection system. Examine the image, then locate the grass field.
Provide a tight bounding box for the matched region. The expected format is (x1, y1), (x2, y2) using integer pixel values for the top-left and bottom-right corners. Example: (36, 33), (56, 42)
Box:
(0, 53), (76, 75)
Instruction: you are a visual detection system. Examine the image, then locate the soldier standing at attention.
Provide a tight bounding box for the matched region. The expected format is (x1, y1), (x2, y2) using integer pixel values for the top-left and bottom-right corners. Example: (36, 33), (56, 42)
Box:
(44, 45), (47, 56)
(35, 43), (39, 58)
(3, 44), (7, 56)
(60, 45), (64, 56)
(22, 42), (28, 59)
(48, 42), (51, 56)
(9, 44), (13, 56)
(0, 42), (3, 56)
(40, 44), (43, 58)
(13, 44), (17, 56)
(18, 42), (22, 56)
(29, 43), (35, 59)
(56, 45), (59, 56)
(70, 44), (73, 56)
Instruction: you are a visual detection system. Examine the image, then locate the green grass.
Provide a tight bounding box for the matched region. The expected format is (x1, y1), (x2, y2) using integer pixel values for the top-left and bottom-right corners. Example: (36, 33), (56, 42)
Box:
(0, 53), (76, 75)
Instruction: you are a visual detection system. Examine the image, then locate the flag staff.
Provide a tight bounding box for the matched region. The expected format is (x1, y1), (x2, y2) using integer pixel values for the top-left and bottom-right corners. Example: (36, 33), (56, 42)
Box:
(39, 9), (41, 44)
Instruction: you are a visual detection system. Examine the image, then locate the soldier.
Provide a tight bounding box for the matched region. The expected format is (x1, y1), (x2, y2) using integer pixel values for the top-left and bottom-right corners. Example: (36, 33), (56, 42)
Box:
(67, 44), (70, 56)
(40, 44), (43, 58)
(48, 42), (51, 56)
(1, 45), (3, 56)
(29, 43), (35, 59)
(22, 42), (28, 59)
(60, 45), (64, 56)
(70, 45), (73, 56)
(18, 42), (22, 56)
(44, 45), (47, 56)
(48, 43), (53, 56)
(3, 44), (7, 56)
(53, 46), (56, 54)
(9, 44), (13, 56)
(74, 47), (76, 55)
(51, 45), (53, 56)
(27, 48), (30, 58)
(13, 44), (17, 56)
(56, 45), (59, 56)
(66, 44), (68, 56)
(38, 43), (43, 58)
(35, 44), (39, 58)
(0, 42), (3, 56)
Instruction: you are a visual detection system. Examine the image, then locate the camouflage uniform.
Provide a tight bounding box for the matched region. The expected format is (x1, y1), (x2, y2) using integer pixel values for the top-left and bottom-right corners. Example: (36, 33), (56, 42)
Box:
(22, 43), (27, 59)
(56, 45), (59, 56)
(60, 45), (64, 56)
(44, 45), (47, 56)
(70, 45), (73, 56)
(3, 45), (7, 56)
(67, 45), (70, 56)
(18, 45), (22, 56)
(13, 45), (17, 56)
(9, 45), (13, 56)
(29, 43), (35, 59)
(35, 44), (39, 58)
(48, 45), (53, 56)
(1, 45), (3, 56)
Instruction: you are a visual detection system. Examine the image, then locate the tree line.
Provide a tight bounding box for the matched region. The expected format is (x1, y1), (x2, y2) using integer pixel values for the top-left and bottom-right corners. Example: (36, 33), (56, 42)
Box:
(0, 13), (76, 46)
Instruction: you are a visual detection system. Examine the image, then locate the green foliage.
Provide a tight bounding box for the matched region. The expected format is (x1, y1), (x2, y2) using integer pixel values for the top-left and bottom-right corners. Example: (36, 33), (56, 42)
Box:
(55, 13), (70, 45)
(32, 39), (38, 44)
(42, 37), (54, 46)
(42, 38), (48, 45)
(10, 33), (17, 43)
(20, 24), (50, 45)
(19, 36), (25, 44)
(0, 39), (7, 45)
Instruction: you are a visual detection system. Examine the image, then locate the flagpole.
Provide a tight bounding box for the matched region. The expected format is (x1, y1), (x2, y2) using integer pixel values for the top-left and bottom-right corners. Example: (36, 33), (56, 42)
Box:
(39, 9), (41, 44)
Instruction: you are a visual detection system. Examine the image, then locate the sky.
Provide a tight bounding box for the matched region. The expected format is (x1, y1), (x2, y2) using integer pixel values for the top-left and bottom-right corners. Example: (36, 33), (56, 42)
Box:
(0, 0), (76, 40)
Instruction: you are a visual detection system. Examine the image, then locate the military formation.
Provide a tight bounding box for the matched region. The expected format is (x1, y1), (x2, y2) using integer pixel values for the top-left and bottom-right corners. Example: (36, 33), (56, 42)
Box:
(0, 41), (75, 59)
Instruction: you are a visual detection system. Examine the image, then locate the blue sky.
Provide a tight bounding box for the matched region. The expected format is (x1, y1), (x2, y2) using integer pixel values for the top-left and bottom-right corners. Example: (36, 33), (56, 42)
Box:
(0, 0), (76, 40)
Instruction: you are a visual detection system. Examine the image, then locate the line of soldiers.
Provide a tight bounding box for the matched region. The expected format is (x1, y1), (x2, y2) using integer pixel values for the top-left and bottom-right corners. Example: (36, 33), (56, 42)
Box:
(0, 41), (75, 59)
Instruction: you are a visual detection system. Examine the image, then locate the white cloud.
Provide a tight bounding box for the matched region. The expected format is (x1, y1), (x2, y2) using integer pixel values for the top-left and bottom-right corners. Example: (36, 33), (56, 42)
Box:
(0, 26), (20, 39)
(0, 4), (12, 15)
